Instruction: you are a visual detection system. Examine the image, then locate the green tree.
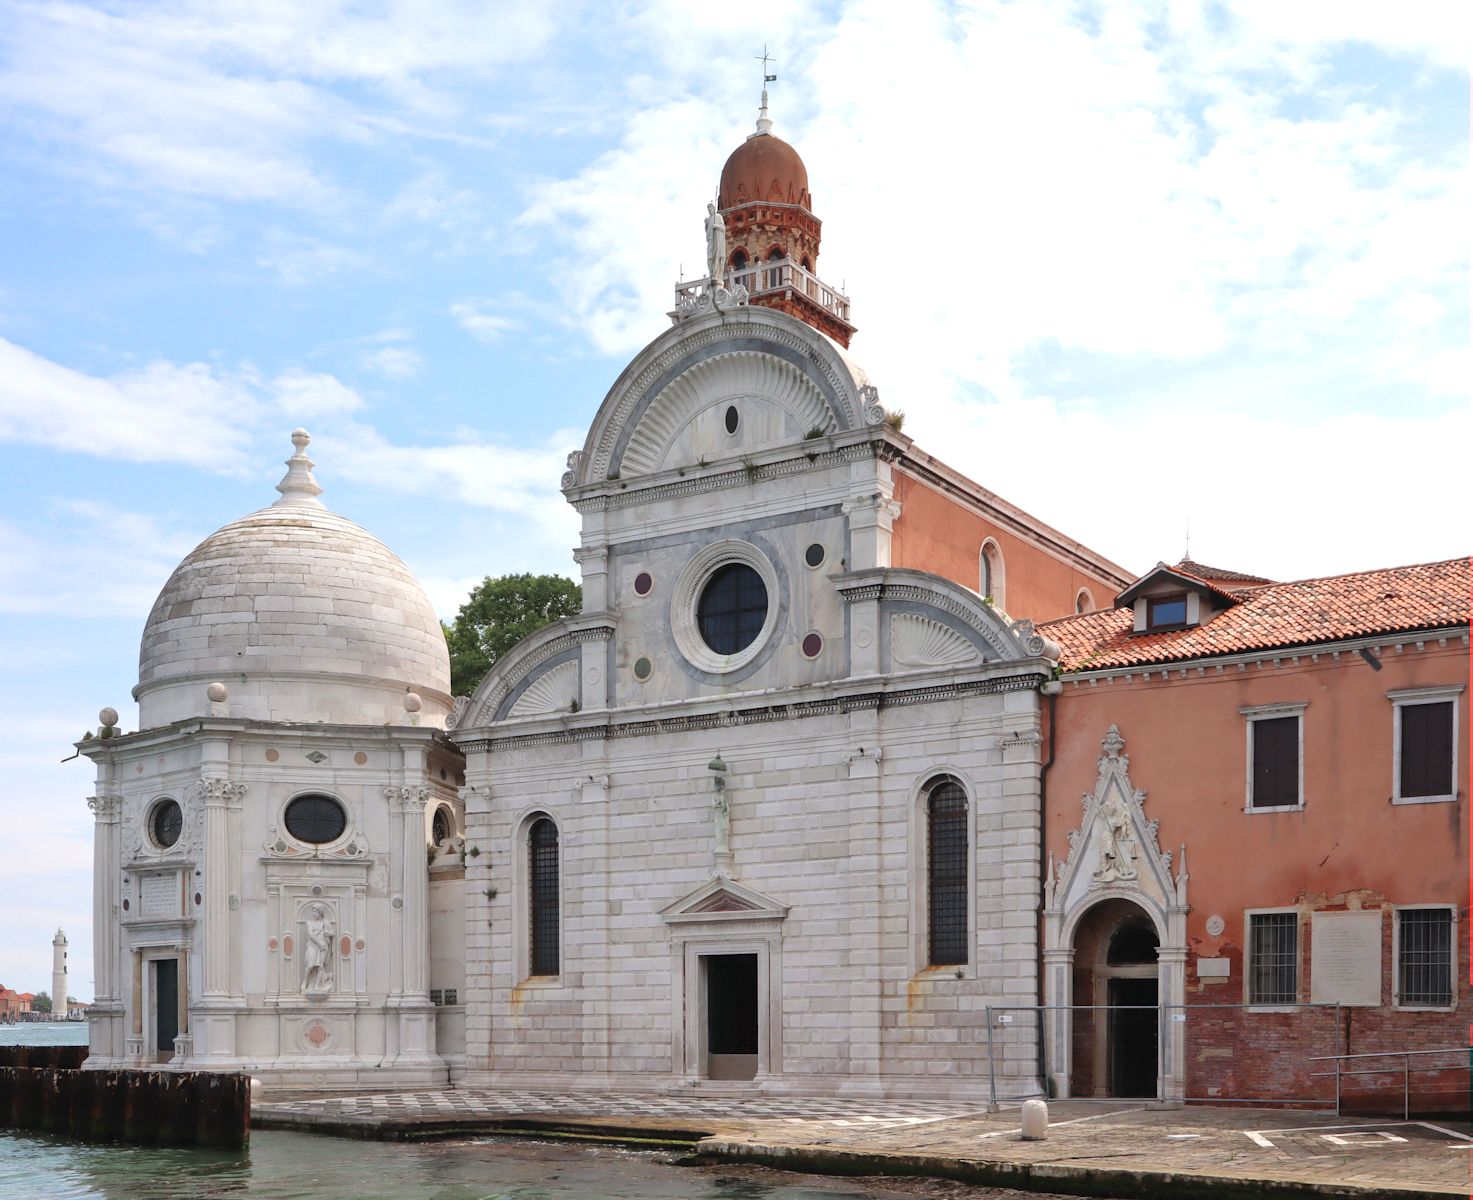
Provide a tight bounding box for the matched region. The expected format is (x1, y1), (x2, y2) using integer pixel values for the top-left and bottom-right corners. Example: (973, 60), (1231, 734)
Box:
(445, 573), (582, 697)
(31, 991), (51, 1013)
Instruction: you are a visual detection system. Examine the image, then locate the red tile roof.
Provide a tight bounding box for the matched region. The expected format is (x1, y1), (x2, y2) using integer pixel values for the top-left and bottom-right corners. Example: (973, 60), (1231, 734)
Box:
(1043, 558), (1470, 671)
(1174, 558), (1274, 586)
(1118, 562), (1243, 608)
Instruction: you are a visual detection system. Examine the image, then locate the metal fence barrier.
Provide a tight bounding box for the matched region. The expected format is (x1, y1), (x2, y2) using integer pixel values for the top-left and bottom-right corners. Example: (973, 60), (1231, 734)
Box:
(984, 1002), (1346, 1109)
(1309, 1046), (1472, 1119)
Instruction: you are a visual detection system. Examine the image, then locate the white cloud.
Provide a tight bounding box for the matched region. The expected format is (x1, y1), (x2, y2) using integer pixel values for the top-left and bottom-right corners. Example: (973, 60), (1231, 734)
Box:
(272, 368), (366, 417)
(255, 232), (372, 285)
(0, 337), (260, 470)
(449, 300), (518, 342)
(362, 345), (422, 378)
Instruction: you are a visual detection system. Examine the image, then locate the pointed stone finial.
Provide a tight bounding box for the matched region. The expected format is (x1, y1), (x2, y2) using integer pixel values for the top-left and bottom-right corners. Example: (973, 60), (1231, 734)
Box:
(273, 428), (325, 507)
(750, 86), (773, 139)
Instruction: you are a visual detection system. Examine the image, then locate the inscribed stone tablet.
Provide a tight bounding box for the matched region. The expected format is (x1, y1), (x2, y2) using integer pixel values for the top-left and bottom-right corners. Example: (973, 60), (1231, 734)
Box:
(1310, 910), (1381, 1006)
(140, 873), (179, 918)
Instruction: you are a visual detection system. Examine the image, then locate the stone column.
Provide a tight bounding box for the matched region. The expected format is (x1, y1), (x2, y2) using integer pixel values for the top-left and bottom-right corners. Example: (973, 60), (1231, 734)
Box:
(386, 781), (440, 1076)
(1042, 947), (1074, 1099)
(126, 950), (144, 1062)
(196, 775), (244, 1060)
(87, 793), (123, 1061)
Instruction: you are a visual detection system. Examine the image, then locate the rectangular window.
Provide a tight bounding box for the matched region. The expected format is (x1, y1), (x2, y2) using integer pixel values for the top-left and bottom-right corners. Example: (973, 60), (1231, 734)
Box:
(1399, 700), (1454, 801)
(1397, 909), (1453, 1007)
(1250, 715), (1301, 809)
(1248, 912), (1298, 1005)
(1146, 594), (1187, 630)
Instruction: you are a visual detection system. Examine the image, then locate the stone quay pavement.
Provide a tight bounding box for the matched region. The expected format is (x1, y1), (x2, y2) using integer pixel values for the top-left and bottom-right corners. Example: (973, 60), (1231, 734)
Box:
(254, 1087), (1472, 1199)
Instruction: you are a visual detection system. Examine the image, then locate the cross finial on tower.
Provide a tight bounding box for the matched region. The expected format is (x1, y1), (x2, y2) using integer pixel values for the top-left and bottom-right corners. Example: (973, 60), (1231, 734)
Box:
(751, 45), (777, 138)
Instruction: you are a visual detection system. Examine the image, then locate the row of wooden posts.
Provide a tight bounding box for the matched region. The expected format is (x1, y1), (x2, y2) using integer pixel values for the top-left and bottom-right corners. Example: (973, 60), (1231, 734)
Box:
(0, 1055), (249, 1149)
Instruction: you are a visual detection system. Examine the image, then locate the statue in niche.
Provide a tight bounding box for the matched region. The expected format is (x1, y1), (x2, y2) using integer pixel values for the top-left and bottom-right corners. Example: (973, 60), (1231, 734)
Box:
(301, 903), (335, 994)
(705, 202), (727, 284)
(1092, 791), (1138, 884)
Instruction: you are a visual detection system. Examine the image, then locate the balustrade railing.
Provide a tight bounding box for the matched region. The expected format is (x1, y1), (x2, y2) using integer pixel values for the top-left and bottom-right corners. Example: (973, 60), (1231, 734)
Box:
(672, 257), (851, 323)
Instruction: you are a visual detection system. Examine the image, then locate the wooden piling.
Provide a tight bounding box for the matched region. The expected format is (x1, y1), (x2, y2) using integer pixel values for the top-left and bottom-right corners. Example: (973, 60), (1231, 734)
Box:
(122, 1071), (161, 1144)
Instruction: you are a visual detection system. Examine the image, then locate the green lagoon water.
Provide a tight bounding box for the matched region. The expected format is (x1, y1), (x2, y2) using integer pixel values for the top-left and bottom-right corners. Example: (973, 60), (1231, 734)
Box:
(0, 1025), (909, 1200)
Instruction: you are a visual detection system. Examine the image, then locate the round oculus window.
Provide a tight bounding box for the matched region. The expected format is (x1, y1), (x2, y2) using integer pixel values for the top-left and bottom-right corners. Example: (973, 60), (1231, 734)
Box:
(150, 799), (183, 850)
(697, 563), (768, 655)
(724, 405), (739, 434)
(804, 542), (825, 568)
(633, 571), (653, 597)
(283, 794), (347, 845)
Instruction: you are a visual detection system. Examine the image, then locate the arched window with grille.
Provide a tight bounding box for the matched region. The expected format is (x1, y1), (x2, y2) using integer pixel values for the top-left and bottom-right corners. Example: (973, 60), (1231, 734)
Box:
(528, 815), (560, 976)
(926, 777), (969, 966)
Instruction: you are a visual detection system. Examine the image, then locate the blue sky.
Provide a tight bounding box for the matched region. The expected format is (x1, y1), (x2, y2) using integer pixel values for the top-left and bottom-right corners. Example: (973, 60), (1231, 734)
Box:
(0, 0), (1466, 996)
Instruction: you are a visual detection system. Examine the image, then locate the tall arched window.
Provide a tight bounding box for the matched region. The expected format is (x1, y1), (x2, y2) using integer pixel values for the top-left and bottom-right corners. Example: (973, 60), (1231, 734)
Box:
(730, 249), (748, 271)
(528, 816), (560, 976)
(926, 777), (969, 966)
(766, 245), (785, 261)
(979, 539), (1005, 609)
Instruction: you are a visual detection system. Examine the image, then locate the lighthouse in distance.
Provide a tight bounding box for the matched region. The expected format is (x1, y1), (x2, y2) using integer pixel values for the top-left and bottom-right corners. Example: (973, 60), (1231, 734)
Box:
(52, 929), (67, 1020)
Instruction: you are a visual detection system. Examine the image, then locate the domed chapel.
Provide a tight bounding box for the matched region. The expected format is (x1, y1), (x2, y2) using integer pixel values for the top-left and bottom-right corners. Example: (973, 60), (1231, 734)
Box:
(79, 89), (1467, 1102)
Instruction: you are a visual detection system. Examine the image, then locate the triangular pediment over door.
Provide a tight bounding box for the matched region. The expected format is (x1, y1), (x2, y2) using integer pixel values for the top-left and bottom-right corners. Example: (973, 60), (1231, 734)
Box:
(659, 876), (790, 926)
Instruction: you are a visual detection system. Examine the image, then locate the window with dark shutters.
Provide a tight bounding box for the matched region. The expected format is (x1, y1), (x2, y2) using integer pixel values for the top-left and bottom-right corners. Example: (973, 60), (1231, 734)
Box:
(926, 778), (968, 966)
(1251, 716), (1300, 808)
(529, 816), (560, 976)
(1400, 701), (1454, 799)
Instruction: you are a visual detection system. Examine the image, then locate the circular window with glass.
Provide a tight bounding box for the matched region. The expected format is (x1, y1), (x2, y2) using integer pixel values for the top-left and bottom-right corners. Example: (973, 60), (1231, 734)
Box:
(671, 541), (781, 674)
(149, 799), (183, 850)
(697, 563), (768, 655)
(283, 794), (348, 845)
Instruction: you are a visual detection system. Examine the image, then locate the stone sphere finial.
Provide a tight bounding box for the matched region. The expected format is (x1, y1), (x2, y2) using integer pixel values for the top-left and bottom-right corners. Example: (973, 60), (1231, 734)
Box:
(98, 706), (119, 727)
(206, 681), (229, 703)
(403, 691), (423, 713)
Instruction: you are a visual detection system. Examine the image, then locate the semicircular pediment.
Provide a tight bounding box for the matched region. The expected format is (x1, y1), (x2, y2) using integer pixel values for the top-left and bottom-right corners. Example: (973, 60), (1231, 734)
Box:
(567, 309), (885, 490)
(620, 351), (833, 477)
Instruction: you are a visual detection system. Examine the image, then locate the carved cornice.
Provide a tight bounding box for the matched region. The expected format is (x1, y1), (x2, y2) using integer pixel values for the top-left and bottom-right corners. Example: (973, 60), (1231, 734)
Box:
(460, 619), (615, 730)
(455, 672), (1047, 754)
(569, 441), (877, 514)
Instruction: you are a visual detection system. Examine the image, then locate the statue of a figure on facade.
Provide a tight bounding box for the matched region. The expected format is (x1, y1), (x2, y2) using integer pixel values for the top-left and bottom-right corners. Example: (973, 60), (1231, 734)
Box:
(705, 202), (727, 284)
(302, 903), (335, 994)
(1092, 791), (1139, 883)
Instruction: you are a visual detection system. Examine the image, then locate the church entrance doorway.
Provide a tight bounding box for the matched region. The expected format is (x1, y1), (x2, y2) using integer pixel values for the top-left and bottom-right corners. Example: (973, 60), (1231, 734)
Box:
(1107, 976), (1157, 1097)
(1069, 899), (1159, 1098)
(152, 957), (178, 1063)
(703, 953), (758, 1081)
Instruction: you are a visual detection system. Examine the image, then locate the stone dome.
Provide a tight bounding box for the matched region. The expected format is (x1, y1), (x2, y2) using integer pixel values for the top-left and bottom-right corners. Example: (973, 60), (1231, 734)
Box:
(718, 132), (810, 210)
(135, 431), (451, 729)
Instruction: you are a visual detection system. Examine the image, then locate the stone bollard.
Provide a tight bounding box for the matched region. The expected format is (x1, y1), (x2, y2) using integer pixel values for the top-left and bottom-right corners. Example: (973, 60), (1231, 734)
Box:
(1020, 1098), (1048, 1140)
(123, 1072), (162, 1144)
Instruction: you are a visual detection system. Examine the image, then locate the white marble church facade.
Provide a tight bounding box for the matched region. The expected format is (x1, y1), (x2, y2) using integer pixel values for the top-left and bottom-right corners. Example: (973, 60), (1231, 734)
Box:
(449, 305), (1062, 1098)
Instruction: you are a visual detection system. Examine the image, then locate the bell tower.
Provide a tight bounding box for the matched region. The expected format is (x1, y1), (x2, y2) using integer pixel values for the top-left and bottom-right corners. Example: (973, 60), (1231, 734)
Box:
(673, 85), (856, 347)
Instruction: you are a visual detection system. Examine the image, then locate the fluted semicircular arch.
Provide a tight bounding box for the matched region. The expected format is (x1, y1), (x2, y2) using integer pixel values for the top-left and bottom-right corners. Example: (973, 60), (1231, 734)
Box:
(567, 309), (883, 490)
(619, 351), (832, 477)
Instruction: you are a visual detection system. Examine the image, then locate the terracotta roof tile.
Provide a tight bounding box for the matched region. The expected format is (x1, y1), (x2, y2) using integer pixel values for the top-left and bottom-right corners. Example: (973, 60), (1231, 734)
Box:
(1043, 558), (1470, 671)
(1174, 558), (1274, 585)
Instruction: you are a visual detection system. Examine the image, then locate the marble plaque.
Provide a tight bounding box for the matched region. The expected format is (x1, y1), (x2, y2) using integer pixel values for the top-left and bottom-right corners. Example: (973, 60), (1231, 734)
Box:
(140, 873), (179, 918)
(1196, 957), (1230, 979)
(1310, 911), (1381, 1006)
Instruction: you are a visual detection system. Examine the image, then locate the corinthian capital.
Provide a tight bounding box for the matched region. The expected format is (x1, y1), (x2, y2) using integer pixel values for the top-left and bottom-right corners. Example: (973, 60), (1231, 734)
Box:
(86, 795), (122, 822)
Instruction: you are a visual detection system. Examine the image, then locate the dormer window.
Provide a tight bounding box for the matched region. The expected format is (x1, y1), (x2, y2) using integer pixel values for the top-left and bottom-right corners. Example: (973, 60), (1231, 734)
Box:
(1146, 594), (1188, 631)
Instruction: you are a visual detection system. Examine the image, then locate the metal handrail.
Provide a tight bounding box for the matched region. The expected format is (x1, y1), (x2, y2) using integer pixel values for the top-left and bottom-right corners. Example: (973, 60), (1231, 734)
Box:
(1307, 1046), (1470, 1119)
